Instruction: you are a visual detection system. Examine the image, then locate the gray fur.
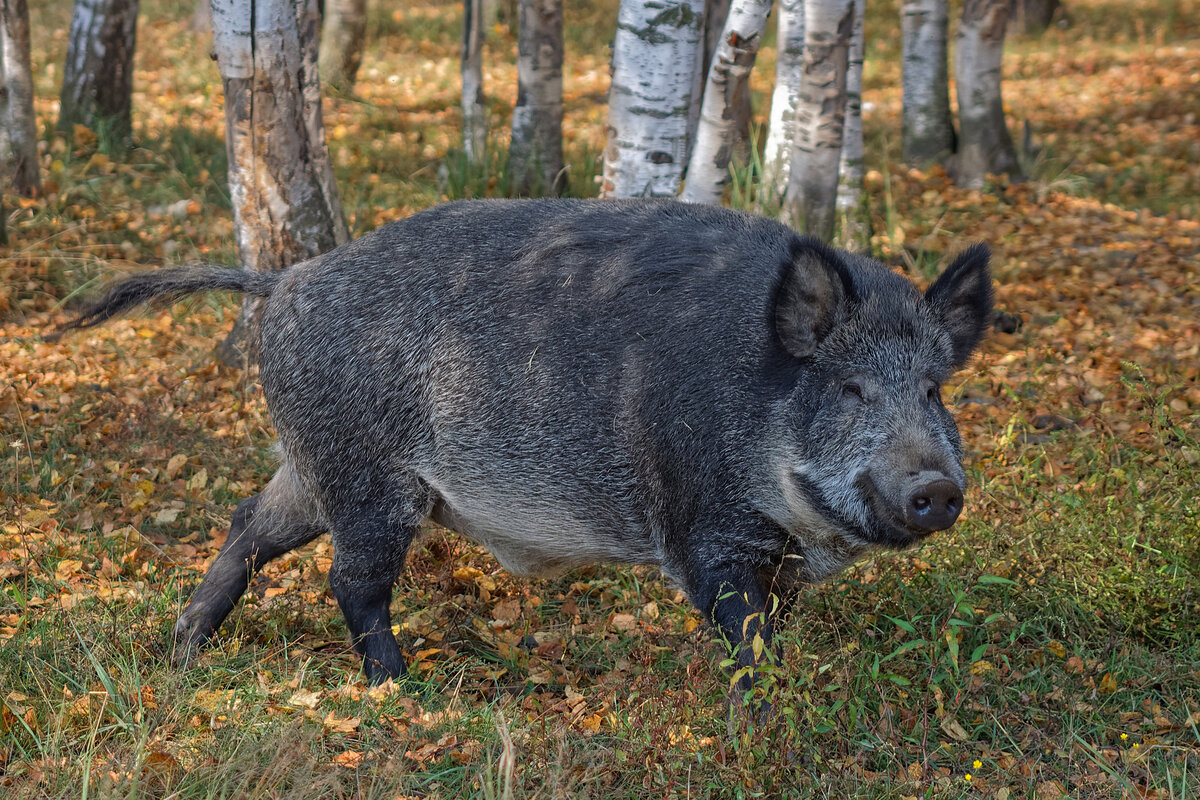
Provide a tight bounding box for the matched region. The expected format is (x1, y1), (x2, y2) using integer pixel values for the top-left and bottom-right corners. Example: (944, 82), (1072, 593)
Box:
(59, 199), (992, 689)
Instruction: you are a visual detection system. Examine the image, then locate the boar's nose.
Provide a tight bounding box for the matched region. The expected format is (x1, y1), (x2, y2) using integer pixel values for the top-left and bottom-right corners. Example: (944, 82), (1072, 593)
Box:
(905, 478), (963, 533)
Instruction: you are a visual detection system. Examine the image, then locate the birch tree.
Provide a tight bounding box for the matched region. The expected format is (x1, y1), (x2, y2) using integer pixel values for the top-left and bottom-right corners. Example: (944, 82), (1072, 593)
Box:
(783, 0), (854, 240)
(212, 0), (349, 364)
(461, 0), (486, 162)
(762, 0), (804, 206)
(954, 0), (1020, 188)
(697, 0), (750, 157)
(679, 0), (773, 205)
(509, 0), (564, 196)
(901, 0), (955, 165)
(319, 0), (367, 93)
(601, 0), (705, 198)
(58, 0), (139, 148)
(1, 0), (40, 195)
(835, 0), (866, 250)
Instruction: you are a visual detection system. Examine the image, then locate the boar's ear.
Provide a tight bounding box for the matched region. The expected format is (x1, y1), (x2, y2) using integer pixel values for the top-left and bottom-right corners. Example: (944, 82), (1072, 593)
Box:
(774, 239), (855, 359)
(925, 243), (994, 368)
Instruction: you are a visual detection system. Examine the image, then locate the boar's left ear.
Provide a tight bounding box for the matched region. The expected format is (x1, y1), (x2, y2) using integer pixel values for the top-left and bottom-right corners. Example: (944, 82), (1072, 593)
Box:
(775, 238), (856, 359)
(925, 243), (994, 368)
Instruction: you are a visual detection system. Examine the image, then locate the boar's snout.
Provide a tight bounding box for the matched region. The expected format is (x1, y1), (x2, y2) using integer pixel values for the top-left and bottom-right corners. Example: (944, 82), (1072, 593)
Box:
(904, 473), (963, 534)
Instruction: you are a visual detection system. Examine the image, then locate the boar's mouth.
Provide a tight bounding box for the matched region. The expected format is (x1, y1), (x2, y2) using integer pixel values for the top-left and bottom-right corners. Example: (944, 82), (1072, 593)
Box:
(790, 472), (921, 549)
(855, 472), (938, 547)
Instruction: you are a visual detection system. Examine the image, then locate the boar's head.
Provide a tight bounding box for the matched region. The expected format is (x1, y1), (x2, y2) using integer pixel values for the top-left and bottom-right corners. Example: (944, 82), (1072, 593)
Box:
(768, 241), (993, 579)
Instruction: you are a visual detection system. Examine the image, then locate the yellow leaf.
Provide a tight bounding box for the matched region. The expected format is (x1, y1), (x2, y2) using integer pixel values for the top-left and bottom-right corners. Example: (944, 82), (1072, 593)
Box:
(288, 688), (322, 710)
(166, 454), (188, 479)
(322, 713), (361, 733)
(611, 613), (637, 633)
(1098, 672), (1120, 693)
(1045, 640), (1067, 658)
(940, 715), (970, 742)
(187, 468), (208, 491)
(192, 689), (237, 713)
(969, 659), (994, 675)
(55, 559), (83, 581)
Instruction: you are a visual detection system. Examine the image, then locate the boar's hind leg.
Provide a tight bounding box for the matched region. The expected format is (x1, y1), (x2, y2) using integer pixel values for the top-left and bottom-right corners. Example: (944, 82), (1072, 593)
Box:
(327, 483), (430, 684)
(173, 463), (325, 661)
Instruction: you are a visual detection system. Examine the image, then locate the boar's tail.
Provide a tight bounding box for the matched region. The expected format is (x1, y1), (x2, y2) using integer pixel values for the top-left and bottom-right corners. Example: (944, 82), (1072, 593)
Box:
(49, 265), (283, 339)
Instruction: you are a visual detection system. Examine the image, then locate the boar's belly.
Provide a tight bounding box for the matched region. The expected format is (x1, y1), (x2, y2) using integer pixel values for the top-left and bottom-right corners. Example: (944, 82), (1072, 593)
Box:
(428, 490), (658, 578)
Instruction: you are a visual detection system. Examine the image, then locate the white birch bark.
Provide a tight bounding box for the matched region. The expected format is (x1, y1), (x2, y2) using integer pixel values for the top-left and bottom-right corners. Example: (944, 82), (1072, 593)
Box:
(954, 0), (1020, 188)
(461, 0), (486, 162)
(319, 0), (367, 94)
(835, 0), (866, 250)
(783, 0), (854, 240)
(678, 0), (773, 205)
(901, 0), (955, 165)
(212, 0), (349, 364)
(762, 0), (804, 206)
(601, 0), (705, 198)
(59, 0), (139, 147)
(509, 0), (564, 195)
(1, 0), (40, 196)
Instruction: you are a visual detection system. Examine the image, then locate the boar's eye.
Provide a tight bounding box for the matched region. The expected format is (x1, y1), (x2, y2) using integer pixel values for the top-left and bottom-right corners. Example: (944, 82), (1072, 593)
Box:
(841, 381), (864, 402)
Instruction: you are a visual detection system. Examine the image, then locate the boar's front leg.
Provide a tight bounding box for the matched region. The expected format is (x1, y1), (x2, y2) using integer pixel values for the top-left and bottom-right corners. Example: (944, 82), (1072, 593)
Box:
(685, 561), (774, 698)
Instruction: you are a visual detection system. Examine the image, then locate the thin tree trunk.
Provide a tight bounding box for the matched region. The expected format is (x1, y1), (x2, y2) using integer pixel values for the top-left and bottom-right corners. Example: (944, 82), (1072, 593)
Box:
(954, 0), (1021, 188)
(901, 0), (955, 165)
(601, 0), (705, 198)
(319, 0), (367, 94)
(191, 0), (211, 33)
(695, 0), (750, 160)
(783, 0), (854, 240)
(762, 0), (804, 207)
(461, 0), (486, 162)
(1, 0), (40, 193)
(509, 0), (564, 196)
(2, 0), (40, 246)
(835, 0), (866, 250)
(212, 0), (349, 365)
(59, 0), (139, 149)
(1007, 0), (1059, 35)
(679, 0), (773, 205)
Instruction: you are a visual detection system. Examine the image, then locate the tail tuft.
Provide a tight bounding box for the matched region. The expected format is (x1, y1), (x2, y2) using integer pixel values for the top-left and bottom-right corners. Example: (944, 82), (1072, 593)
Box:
(49, 264), (281, 340)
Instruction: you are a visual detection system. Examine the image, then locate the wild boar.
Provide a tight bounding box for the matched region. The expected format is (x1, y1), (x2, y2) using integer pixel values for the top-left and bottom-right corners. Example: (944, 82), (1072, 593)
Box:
(57, 199), (992, 689)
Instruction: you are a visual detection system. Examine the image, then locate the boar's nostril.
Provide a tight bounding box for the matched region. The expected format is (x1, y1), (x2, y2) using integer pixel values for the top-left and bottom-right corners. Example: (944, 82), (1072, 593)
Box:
(906, 479), (964, 533)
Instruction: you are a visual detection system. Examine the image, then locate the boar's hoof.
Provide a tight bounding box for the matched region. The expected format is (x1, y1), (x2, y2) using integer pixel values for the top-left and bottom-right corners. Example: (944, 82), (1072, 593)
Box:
(905, 479), (963, 533)
(171, 611), (216, 664)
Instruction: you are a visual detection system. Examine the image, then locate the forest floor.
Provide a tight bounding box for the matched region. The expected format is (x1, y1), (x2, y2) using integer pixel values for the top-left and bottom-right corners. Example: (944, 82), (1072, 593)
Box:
(1, 0), (1198, 797)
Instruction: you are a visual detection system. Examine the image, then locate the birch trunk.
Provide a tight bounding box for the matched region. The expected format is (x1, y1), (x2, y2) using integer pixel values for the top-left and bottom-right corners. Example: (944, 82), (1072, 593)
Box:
(901, 0), (955, 165)
(1, 0), (40, 194)
(835, 0), (866, 250)
(319, 0), (367, 94)
(601, 0), (705, 198)
(696, 0), (750, 159)
(59, 0), (139, 148)
(679, 0), (772, 205)
(762, 0), (804, 206)
(461, 0), (486, 162)
(783, 0), (854, 240)
(954, 0), (1021, 188)
(509, 0), (564, 196)
(212, 0), (349, 365)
